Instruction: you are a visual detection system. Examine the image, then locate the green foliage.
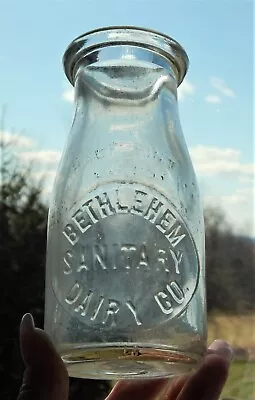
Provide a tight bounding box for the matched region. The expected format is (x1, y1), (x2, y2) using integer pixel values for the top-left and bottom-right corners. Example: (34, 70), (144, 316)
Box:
(222, 361), (255, 400)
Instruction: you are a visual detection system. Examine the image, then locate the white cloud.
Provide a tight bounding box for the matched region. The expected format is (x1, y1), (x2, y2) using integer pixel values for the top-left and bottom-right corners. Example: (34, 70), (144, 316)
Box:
(18, 150), (61, 165)
(191, 145), (254, 236)
(62, 87), (74, 103)
(0, 130), (35, 149)
(204, 192), (254, 237)
(178, 80), (196, 101)
(221, 194), (250, 206)
(31, 170), (57, 181)
(1, 130), (61, 196)
(210, 77), (236, 98)
(191, 146), (240, 163)
(204, 95), (221, 104)
(31, 170), (57, 199)
(190, 145), (254, 179)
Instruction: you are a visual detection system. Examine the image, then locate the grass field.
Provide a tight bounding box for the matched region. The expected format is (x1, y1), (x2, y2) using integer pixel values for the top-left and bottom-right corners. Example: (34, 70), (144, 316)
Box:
(221, 361), (255, 400)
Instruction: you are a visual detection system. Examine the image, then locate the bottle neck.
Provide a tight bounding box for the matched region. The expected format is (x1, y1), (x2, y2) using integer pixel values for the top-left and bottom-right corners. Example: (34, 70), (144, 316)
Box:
(74, 46), (178, 106)
(74, 45), (179, 80)
(63, 27), (189, 87)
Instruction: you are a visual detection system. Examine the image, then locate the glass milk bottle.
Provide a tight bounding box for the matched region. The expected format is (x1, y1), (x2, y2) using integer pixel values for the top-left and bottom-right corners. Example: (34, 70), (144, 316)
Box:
(44, 26), (207, 380)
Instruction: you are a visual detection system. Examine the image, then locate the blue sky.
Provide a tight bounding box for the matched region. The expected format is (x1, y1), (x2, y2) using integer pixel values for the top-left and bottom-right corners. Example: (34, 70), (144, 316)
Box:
(0, 0), (254, 236)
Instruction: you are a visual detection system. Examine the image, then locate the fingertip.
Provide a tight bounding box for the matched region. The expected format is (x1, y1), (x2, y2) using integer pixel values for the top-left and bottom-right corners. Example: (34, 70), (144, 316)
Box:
(208, 339), (230, 349)
(20, 313), (35, 336)
(208, 339), (233, 364)
(20, 314), (37, 367)
(18, 318), (69, 400)
(173, 353), (231, 400)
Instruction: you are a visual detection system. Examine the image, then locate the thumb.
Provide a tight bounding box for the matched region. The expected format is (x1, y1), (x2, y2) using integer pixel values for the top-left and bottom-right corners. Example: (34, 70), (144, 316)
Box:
(17, 313), (69, 400)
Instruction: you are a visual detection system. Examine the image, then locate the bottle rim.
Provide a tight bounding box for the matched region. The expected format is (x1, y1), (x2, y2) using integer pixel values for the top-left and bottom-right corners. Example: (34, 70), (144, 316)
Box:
(63, 26), (189, 87)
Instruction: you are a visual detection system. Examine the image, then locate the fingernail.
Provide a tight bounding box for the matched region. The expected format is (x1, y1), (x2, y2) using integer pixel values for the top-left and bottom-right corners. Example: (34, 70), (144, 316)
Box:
(209, 339), (233, 363)
(20, 313), (35, 334)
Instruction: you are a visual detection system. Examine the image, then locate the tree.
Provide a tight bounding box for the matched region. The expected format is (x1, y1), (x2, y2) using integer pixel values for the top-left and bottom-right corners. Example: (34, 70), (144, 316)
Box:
(0, 129), (48, 399)
(205, 206), (255, 314)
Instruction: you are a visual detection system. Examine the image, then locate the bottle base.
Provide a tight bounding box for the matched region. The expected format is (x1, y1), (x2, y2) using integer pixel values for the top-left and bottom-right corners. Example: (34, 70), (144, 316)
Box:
(60, 343), (203, 380)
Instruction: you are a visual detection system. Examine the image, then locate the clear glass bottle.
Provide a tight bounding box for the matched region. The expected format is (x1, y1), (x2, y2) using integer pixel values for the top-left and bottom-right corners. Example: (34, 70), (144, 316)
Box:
(44, 26), (207, 380)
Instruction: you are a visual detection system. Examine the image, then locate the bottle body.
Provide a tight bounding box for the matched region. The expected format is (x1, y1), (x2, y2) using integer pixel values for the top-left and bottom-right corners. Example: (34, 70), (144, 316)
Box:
(45, 27), (207, 380)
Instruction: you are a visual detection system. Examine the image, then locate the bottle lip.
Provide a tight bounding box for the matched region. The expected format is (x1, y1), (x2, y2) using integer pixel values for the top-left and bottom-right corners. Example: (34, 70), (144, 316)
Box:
(63, 26), (189, 86)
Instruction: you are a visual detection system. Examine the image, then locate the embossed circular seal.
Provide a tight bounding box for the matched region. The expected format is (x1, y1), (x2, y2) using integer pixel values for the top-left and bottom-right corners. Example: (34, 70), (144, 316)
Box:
(53, 182), (199, 330)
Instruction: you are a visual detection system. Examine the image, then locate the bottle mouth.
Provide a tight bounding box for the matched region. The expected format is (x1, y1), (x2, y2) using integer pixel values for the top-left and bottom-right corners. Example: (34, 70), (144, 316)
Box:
(63, 26), (189, 87)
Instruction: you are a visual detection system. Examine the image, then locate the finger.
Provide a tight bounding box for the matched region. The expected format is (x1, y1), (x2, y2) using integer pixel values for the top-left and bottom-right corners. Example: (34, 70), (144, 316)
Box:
(17, 313), (69, 400)
(163, 375), (189, 400)
(165, 340), (233, 399)
(105, 379), (168, 400)
(169, 340), (233, 400)
(106, 340), (233, 400)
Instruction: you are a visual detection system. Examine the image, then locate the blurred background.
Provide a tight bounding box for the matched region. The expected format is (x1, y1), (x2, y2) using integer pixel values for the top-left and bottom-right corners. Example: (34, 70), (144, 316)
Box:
(0, 0), (254, 399)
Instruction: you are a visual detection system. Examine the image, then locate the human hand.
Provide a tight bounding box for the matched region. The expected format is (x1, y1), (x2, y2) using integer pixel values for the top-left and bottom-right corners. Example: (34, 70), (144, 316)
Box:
(17, 313), (233, 400)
